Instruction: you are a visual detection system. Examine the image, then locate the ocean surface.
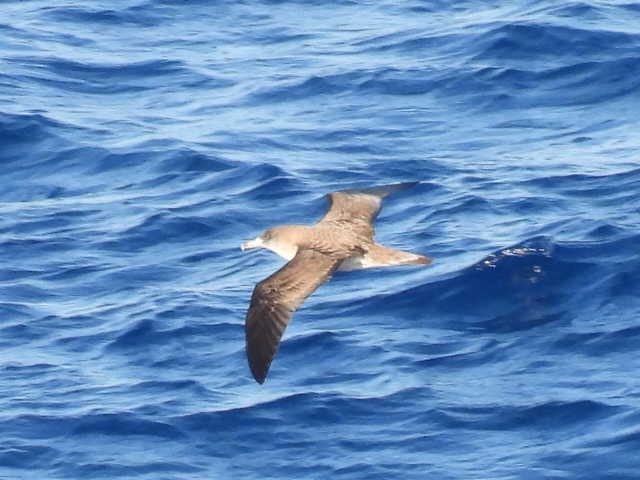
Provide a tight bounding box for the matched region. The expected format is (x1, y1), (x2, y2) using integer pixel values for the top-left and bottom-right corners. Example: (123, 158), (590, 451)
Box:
(2, 1), (640, 478)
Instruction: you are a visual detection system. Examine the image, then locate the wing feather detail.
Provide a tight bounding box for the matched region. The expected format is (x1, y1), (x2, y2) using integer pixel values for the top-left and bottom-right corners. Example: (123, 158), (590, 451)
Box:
(245, 249), (340, 384)
(318, 182), (418, 238)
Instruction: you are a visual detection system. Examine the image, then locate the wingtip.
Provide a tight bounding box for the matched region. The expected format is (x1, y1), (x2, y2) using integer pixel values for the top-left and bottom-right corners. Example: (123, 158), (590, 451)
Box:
(250, 365), (267, 384)
(248, 358), (269, 384)
(418, 255), (433, 265)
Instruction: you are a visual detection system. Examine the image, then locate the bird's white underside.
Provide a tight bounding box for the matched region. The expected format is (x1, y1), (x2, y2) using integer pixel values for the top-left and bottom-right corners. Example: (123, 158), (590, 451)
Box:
(264, 240), (299, 261)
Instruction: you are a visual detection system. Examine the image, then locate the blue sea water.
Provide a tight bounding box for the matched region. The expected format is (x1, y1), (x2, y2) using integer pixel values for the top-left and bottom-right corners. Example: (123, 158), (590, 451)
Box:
(1, 0), (640, 478)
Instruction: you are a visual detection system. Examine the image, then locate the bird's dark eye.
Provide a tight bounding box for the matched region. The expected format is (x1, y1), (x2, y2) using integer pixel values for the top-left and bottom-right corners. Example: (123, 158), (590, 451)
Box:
(262, 231), (271, 241)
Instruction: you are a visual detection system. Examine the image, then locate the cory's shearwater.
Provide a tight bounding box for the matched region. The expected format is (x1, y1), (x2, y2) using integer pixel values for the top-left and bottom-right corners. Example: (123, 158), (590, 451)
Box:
(241, 182), (431, 384)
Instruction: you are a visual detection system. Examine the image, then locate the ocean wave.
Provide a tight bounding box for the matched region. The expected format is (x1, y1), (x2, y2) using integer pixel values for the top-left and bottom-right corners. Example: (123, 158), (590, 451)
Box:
(0, 112), (72, 163)
(108, 318), (241, 351)
(3, 412), (183, 439)
(473, 23), (640, 64)
(9, 56), (230, 95)
(246, 53), (640, 111)
(0, 444), (58, 469)
(40, 5), (166, 27)
(441, 399), (620, 430)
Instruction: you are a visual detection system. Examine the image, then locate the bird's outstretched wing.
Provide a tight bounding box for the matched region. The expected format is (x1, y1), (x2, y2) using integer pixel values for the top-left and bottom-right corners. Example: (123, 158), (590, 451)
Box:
(245, 249), (340, 384)
(318, 182), (418, 238)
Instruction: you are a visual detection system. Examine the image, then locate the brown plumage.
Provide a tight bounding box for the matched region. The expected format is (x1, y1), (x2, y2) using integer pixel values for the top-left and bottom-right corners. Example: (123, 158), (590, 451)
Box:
(240, 182), (431, 384)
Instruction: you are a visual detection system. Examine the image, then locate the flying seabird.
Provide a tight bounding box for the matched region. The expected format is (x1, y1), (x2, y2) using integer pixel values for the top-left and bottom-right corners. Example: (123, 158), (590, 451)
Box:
(240, 182), (431, 384)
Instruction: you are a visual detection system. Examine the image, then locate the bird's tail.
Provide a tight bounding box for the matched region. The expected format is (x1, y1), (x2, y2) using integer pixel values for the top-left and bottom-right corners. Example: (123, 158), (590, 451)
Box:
(366, 243), (432, 267)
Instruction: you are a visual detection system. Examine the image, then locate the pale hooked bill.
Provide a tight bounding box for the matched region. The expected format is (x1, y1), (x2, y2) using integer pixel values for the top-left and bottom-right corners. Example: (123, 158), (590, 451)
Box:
(240, 182), (432, 384)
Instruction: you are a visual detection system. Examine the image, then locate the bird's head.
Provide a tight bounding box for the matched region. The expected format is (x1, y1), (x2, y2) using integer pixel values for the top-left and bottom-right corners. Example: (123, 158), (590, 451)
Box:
(241, 226), (302, 261)
(240, 228), (277, 252)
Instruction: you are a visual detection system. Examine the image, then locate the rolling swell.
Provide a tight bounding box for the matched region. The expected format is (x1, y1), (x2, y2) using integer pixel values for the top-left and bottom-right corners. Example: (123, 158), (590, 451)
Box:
(2, 0), (640, 479)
